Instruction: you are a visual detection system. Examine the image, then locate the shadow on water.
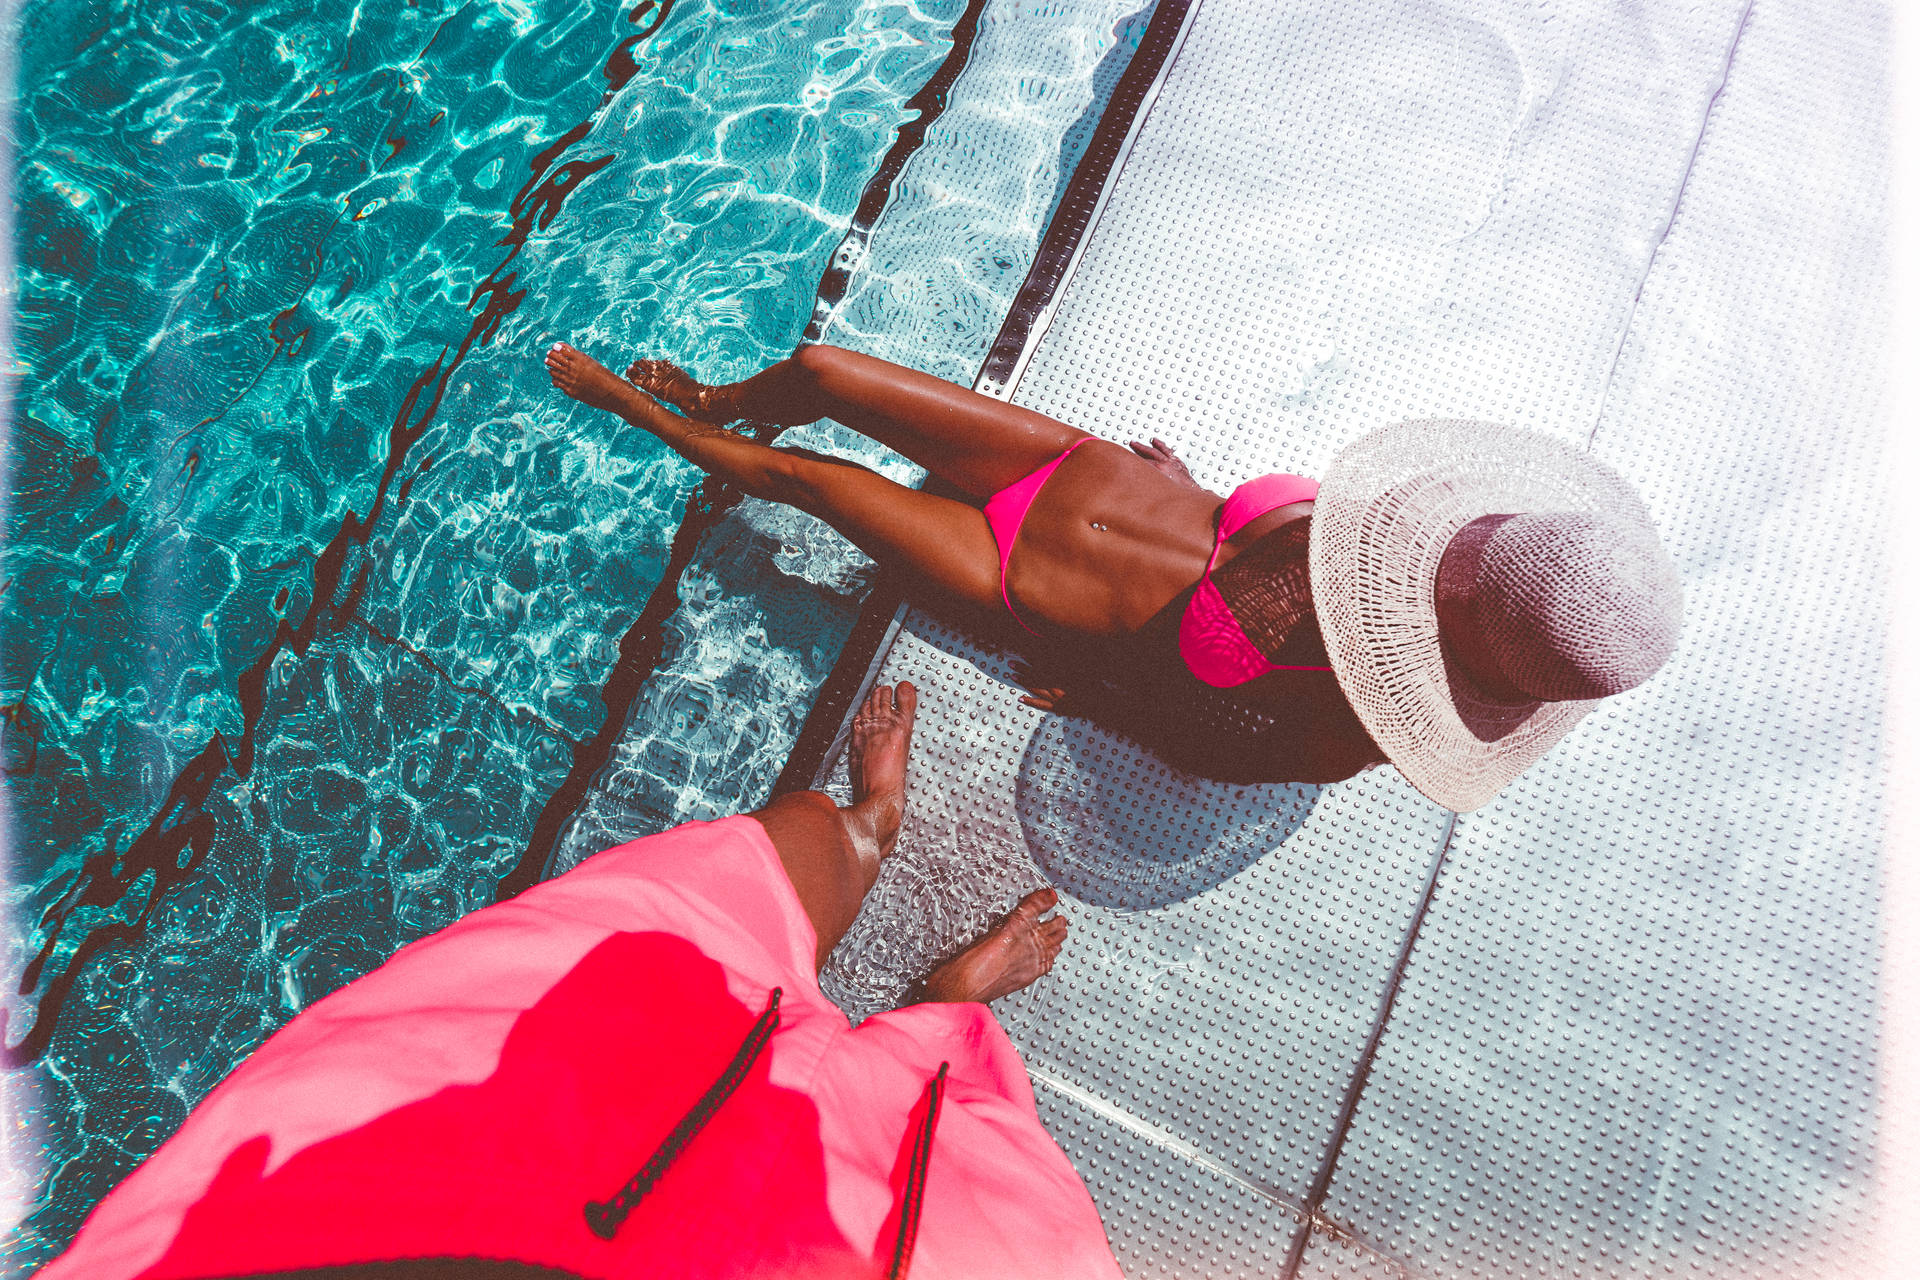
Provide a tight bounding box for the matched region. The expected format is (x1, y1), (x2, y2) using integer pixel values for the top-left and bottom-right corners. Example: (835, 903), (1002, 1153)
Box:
(1014, 714), (1324, 910)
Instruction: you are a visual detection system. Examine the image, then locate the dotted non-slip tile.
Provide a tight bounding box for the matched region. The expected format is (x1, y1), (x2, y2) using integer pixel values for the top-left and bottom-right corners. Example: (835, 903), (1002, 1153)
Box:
(1012, 0), (1752, 476)
(820, 621), (1453, 1212)
(1032, 1073), (1313, 1278)
(1313, 0), (1888, 1275)
(1294, 1227), (1418, 1280)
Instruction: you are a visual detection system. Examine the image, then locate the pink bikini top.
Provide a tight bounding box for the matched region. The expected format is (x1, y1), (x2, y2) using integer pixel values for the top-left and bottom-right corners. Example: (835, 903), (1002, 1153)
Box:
(1178, 473), (1333, 687)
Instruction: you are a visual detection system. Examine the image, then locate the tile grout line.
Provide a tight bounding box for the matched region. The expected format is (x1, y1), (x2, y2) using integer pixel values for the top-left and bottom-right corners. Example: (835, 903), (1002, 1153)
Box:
(1028, 1065), (1310, 1215)
(1585, 0), (1755, 451)
(1278, 811), (1458, 1280)
(1028, 1062), (1423, 1276)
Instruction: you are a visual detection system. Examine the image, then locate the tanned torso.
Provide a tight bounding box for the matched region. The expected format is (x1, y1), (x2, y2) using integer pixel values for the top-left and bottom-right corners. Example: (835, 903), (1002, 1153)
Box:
(1005, 439), (1386, 782)
(1007, 441), (1221, 634)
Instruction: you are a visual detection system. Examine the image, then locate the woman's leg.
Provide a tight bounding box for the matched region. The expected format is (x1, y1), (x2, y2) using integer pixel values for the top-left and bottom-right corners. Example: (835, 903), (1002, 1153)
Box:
(750, 682), (1070, 997)
(627, 344), (1089, 500)
(753, 682), (917, 969)
(547, 345), (1003, 610)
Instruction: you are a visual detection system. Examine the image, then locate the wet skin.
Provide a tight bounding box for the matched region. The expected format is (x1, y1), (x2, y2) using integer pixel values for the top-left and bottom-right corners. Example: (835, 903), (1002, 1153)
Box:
(546, 343), (1385, 784)
(753, 682), (1067, 998)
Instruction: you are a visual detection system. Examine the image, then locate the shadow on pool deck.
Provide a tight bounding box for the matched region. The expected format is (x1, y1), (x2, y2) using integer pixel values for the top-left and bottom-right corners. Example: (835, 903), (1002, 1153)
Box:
(1015, 715), (1325, 910)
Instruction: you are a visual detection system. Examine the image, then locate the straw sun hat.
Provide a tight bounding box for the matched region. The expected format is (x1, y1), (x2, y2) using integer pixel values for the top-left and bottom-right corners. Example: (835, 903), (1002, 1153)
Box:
(1307, 420), (1683, 812)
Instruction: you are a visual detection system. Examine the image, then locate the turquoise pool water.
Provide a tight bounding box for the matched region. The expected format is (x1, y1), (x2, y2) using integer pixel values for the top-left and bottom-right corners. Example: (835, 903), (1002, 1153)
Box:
(0, 0), (974, 1262)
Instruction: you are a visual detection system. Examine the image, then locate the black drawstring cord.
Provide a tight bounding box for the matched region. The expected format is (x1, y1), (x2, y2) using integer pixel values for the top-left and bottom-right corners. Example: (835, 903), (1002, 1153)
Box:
(584, 987), (783, 1241)
(583, 990), (948, 1274)
(886, 1061), (949, 1280)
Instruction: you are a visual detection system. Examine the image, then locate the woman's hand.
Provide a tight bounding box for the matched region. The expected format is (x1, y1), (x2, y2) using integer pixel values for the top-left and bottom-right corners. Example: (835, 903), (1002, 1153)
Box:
(1128, 436), (1203, 490)
(1010, 658), (1081, 715)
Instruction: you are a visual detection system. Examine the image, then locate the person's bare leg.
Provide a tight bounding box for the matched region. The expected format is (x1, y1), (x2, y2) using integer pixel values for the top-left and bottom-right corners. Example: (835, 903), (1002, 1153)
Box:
(626, 344), (1088, 499)
(751, 683), (918, 969)
(546, 344), (1004, 609)
(919, 888), (1069, 1004)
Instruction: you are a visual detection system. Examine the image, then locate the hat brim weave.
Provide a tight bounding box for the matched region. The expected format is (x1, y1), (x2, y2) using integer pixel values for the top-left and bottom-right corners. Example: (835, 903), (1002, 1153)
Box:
(1308, 420), (1660, 812)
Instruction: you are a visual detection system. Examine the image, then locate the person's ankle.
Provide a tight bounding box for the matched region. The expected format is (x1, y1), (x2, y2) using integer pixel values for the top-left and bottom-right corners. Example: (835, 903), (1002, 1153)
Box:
(694, 385), (736, 422)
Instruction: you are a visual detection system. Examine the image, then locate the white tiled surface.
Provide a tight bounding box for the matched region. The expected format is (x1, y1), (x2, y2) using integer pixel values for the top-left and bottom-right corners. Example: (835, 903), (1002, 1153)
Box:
(1319, 1), (1887, 1275)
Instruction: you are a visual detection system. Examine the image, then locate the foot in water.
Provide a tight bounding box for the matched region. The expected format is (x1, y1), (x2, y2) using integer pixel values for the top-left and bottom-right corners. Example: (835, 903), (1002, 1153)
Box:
(846, 681), (916, 859)
(546, 343), (645, 415)
(1129, 436), (1204, 490)
(922, 888), (1069, 1004)
(625, 357), (720, 419)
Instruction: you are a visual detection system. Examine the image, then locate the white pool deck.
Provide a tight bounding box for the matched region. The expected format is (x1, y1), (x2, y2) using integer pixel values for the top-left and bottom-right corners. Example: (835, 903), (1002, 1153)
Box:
(806, 1), (1888, 1276)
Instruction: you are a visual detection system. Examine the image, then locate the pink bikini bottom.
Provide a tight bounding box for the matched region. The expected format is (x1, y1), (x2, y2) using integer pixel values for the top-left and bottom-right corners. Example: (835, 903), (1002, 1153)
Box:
(980, 437), (1096, 634)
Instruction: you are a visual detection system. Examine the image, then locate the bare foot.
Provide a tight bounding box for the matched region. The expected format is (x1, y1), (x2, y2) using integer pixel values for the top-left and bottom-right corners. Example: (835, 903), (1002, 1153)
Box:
(625, 357), (723, 420)
(846, 681), (916, 858)
(1129, 436), (1204, 490)
(921, 888), (1068, 1005)
(546, 343), (645, 415)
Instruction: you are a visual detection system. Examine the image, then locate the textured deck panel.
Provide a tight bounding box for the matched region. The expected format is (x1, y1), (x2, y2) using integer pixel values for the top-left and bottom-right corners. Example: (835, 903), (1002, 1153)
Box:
(818, 0), (1883, 1275)
(820, 624), (1453, 1221)
(1032, 1076), (1311, 1278)
(1294, 1230), (1413, 1280)
(1315, 0), (1888, 1275)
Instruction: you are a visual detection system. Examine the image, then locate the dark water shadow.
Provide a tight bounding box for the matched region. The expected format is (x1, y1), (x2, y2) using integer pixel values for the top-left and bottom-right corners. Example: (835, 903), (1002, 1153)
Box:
(1014, 714), (1325, 910)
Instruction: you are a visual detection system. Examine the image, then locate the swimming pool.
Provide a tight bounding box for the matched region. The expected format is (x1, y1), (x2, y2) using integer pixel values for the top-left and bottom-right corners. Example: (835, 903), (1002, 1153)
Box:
(0, 0), (1155, 1265)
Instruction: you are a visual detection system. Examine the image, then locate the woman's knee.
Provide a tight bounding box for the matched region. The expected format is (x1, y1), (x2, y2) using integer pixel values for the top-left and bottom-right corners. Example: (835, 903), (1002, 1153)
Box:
(754, 790), (855, 861)
(760, 788), (840, 826)
(791, 343), (865, 396)
(752, 791), (870, 963)
(756, 446), (884, 517)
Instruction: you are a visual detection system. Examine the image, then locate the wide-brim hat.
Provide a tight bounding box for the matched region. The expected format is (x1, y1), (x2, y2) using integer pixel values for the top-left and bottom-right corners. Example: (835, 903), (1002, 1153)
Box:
(1308, 420), (1677, 812)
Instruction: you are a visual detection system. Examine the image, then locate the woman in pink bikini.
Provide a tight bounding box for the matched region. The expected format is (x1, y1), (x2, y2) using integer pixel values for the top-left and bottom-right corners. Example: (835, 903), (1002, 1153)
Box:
(546, 342), (1683, 811)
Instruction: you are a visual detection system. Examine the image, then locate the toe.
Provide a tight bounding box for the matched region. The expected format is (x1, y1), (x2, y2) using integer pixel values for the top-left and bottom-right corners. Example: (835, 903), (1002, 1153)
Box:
(1009, 887), (1056, 924)
(895, 680), (917, 722)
